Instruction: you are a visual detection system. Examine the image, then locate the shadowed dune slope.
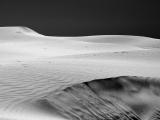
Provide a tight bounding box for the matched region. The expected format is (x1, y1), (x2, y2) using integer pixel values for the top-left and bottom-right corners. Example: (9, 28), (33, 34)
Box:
(46, 76), (160, 120)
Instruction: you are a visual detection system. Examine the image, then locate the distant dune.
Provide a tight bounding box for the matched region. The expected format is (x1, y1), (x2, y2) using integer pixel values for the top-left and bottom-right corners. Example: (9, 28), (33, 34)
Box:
(0, 27), (160, 120)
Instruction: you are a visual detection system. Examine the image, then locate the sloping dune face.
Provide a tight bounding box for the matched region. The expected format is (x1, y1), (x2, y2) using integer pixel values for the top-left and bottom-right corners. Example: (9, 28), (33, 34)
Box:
(0, 27), (160, 120)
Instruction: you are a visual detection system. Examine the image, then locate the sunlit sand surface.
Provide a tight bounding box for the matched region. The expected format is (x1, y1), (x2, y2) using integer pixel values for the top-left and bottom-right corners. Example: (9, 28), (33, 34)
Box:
(0, 27), (160, 120)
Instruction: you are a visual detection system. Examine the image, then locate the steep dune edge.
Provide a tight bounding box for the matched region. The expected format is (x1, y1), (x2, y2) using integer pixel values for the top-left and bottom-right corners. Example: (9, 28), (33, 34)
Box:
(45, 76), (160, 120)
(0, 27), (160, 120)
(0, 26), (43, 36)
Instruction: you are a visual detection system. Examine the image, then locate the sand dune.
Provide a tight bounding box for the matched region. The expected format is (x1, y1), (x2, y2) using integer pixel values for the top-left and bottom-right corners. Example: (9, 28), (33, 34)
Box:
(0, 27), (160, 120)
(68, 35), (160, 48)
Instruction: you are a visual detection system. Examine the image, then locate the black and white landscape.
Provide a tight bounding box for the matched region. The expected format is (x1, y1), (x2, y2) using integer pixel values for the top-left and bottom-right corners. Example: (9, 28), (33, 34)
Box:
(0, 27), (160, 120)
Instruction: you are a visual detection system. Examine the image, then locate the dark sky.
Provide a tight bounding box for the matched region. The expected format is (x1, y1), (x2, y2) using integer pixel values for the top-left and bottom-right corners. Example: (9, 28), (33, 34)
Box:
(0, 0), (160, 38)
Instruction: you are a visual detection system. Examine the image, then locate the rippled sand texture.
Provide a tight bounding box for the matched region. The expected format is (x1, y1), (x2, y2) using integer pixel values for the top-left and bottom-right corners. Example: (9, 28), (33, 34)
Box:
(0, 27), (160, 120)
